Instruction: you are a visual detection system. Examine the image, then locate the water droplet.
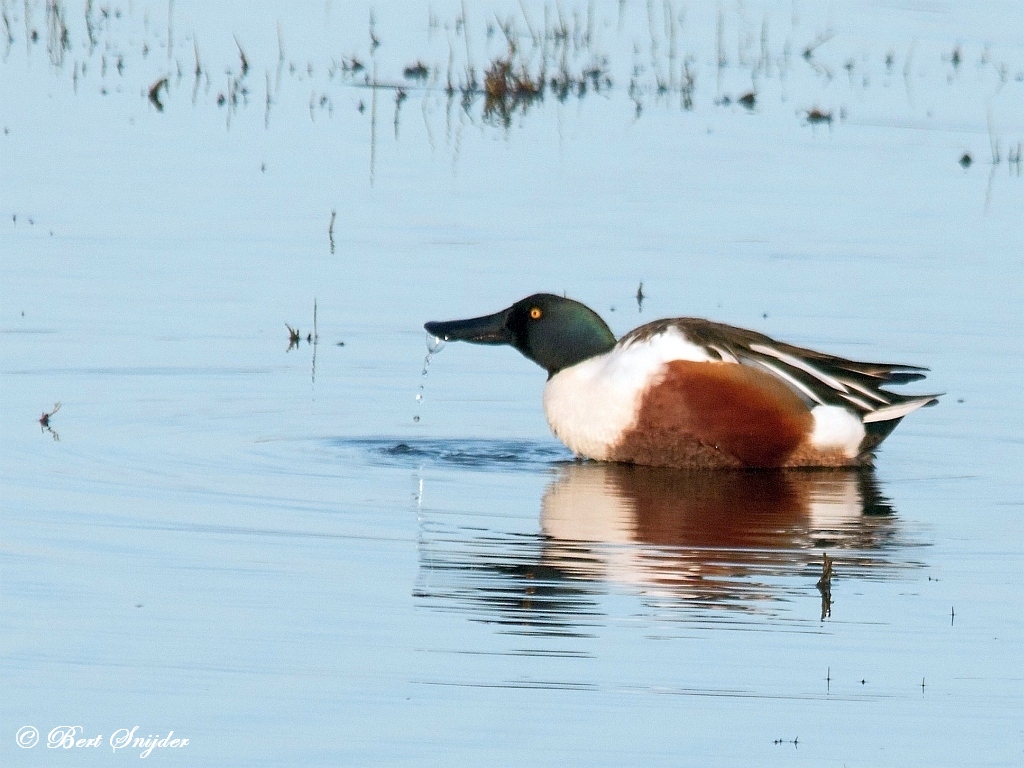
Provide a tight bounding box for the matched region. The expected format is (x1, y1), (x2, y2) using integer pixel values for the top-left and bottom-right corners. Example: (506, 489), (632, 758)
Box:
(426, 334), (446, 354)
(414, 334), (444, 423)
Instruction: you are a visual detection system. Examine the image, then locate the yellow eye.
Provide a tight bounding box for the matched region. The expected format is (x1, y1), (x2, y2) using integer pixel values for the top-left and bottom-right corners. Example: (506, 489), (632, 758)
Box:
(529, 307), (543, 320)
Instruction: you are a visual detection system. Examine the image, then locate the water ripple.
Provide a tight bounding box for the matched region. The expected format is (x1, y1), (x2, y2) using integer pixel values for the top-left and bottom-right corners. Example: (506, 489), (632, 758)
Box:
(329, 437), (574, 471)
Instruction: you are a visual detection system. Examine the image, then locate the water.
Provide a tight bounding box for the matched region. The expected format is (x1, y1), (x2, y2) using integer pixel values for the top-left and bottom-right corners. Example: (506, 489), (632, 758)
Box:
(414, 334), (444, 421)
(1, 1), (1022, 765)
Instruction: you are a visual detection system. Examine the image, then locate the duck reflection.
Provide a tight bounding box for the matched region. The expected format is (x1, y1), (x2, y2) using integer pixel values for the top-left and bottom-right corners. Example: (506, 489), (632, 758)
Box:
(544, 464), (897, 547)
(415, 463), (916, 634)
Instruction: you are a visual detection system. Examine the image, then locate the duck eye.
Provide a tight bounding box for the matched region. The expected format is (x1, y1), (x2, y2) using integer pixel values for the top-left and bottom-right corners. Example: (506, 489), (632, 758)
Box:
(529, 307), (543, 320)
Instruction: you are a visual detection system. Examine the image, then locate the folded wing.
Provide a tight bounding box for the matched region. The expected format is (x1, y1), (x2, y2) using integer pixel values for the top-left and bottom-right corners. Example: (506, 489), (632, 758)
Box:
(620, 318), (939, 452)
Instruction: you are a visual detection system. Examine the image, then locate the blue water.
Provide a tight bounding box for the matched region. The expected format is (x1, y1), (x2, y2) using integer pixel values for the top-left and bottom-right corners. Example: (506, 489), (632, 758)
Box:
(2, 1), (1022, 765)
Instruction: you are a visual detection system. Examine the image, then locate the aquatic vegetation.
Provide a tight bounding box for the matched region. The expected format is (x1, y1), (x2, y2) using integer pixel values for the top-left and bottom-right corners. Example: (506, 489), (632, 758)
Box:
(0, 0), (1016, 162)
(38, 401), (61, 440)
(804, 107), (833, 125)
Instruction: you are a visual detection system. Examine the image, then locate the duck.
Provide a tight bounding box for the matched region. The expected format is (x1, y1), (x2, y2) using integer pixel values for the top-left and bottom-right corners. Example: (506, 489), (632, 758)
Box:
(424, 293), (939, 470)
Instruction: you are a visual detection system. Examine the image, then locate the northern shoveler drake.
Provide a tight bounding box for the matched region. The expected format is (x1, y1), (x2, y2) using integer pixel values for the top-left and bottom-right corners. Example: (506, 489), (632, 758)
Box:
(424, 294), (939, 470)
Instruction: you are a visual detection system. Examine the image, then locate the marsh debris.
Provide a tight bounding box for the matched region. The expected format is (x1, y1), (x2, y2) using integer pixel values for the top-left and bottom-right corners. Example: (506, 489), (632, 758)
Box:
(483, 53), (542, 126)
(816, 552), (833, 590)
(148, 76), (168, 111)
(39, 401), (62, 441)
(234, 35), (249, 76)
(2, 0), (1018, 189)
(330, 55), (365, 77)
(1009, 143), (1023, 176)
(802, 30), (835, 61)
(403, 61), (429, 81)
(480, 44), (608, 128)
(805, 107), (833, 125)
(817, 552), (833, 620)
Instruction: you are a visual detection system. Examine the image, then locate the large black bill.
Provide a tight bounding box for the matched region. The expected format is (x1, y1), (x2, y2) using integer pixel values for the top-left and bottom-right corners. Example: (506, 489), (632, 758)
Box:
(424, 310), (513, 345)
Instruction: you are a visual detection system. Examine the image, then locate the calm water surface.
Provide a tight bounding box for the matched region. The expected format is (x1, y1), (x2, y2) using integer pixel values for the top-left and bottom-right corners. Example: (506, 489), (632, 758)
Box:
(1, 1), (1022, 765)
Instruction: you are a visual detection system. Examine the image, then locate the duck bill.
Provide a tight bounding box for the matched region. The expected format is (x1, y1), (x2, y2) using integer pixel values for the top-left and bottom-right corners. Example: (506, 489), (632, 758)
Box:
(424, 310), (513, 345)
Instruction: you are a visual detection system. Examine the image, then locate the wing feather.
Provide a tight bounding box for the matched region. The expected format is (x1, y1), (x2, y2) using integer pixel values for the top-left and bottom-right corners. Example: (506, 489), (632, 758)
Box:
(619, 317), (939, 420)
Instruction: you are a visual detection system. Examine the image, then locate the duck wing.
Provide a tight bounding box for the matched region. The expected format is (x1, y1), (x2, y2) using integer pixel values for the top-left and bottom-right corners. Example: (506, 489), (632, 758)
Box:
(620, 318), (940, 423)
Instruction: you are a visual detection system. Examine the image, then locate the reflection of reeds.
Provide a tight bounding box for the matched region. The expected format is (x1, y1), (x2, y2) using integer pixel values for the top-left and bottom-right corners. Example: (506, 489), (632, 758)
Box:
(680, 60), (695, 110)
(83, 0), (96, 51)
(1009, 143), (1022, 176)
(1, 8), (12, 58)
(45, 0), (69, 66)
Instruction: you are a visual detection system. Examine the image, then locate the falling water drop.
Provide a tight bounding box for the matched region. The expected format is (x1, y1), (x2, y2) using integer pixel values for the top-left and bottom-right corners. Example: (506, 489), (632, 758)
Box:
(413, 333), (446, 423)
(427, 334), (446, 355)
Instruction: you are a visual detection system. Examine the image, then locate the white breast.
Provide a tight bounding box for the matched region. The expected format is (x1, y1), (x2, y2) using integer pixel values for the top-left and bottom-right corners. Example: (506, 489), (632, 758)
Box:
(542, 327), (714, 460)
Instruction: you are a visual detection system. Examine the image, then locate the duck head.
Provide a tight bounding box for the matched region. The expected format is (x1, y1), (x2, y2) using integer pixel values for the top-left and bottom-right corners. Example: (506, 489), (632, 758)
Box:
(425, 293), (617, 377)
